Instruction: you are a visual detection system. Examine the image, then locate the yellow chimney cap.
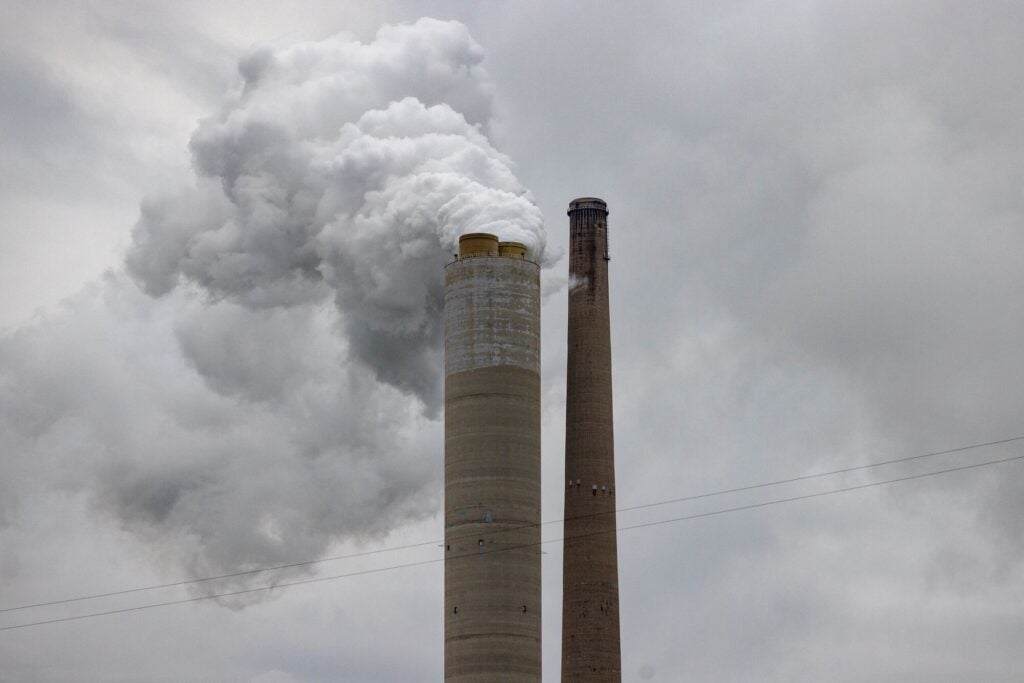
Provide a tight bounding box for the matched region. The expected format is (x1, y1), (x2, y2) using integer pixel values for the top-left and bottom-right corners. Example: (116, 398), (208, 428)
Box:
(498, 241), (528, 259)
(458, 233), (499, 258)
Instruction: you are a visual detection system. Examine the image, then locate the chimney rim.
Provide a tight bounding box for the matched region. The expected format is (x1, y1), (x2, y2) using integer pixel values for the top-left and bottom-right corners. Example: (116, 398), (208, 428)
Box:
(567, 197), (608, 214)
(459, 232), (500, 242)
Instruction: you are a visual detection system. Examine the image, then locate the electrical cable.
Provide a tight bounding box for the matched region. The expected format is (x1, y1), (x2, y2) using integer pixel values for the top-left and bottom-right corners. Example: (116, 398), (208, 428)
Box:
(1, 435), (1020, 615)
(2, 451), (1021, 633)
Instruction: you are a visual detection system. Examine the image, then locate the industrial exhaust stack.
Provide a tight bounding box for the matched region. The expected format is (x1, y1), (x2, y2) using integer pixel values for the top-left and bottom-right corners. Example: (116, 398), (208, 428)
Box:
(562, 197), (622, 681)
(444, 233), (542, 681)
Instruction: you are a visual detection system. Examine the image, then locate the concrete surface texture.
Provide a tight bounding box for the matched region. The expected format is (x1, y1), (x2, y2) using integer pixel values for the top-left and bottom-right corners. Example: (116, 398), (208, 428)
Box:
(562, 197), (622, 681)
(444, 235), (542, 682)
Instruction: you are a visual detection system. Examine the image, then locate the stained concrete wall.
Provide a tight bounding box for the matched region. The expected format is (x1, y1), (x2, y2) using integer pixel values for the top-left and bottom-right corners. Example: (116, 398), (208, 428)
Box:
(562, 197), (622, 681)
(444, 247), (541, 682)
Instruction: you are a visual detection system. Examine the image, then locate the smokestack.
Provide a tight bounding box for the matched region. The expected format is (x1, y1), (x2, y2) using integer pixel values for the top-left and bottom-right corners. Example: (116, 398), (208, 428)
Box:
(444, 233), (542, 681)
(562, 197), (621, 680)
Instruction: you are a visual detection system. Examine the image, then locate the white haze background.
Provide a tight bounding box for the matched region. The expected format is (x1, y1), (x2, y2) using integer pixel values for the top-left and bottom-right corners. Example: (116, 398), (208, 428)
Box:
(2, 2), (1023, 682)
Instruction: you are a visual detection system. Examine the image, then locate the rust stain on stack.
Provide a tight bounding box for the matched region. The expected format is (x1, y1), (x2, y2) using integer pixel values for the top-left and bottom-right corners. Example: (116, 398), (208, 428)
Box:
(562, 197), (621, 681)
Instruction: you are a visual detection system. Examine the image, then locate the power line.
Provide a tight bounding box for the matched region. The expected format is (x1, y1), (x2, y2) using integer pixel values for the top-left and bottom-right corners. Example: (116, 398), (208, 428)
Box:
(603, 435), (1024, 515)
(2, 451), (1021, 633)
(2, 434), (1020, 615)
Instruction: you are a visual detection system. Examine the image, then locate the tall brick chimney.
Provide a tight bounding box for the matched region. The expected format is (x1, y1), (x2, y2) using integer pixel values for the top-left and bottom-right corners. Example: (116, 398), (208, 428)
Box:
(562, 197), (621, 681)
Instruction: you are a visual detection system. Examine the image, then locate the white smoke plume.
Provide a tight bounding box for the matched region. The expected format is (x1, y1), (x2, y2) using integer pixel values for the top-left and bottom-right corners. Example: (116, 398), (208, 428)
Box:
(0, 18), (545, 594)
(128, 18), (547, 410)
(567, 273), (588, 294)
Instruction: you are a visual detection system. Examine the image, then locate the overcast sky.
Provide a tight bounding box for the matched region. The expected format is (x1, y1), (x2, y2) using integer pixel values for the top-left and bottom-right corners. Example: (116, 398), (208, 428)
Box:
(2, 2), (1023, 681)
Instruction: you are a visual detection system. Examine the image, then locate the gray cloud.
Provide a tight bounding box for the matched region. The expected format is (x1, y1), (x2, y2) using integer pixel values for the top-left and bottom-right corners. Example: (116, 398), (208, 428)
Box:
(0, 278), (439, 595)
(128, 18), (547, 408)
(2, 18), (546, 600)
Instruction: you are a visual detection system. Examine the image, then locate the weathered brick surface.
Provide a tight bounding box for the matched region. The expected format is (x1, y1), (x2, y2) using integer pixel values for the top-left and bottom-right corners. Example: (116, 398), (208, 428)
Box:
(562, 198), (622, 681)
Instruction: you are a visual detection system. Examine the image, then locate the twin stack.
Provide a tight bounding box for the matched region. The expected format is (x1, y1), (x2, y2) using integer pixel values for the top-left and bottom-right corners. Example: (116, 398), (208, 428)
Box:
(443, 200), (621, 682)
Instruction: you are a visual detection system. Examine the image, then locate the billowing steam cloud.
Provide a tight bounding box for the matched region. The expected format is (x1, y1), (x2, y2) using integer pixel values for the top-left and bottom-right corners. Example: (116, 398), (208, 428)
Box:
(128, 18), (546, 409)
(0, 18), (544, 592)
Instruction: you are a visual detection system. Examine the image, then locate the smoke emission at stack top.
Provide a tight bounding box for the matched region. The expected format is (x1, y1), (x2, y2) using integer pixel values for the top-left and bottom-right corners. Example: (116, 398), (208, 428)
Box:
(0, 18), (547, 598)
(127, 17), (548, 412)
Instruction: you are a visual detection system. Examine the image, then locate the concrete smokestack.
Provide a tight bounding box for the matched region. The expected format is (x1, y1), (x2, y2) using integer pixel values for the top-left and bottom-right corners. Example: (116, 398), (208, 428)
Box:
(562, 197), (621, 681)
(444, 233), (542, 681)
